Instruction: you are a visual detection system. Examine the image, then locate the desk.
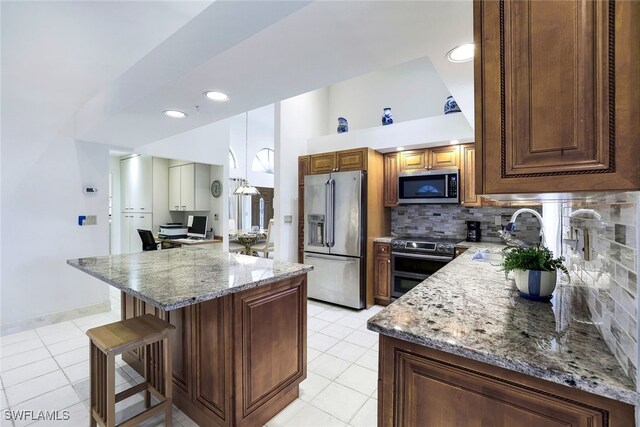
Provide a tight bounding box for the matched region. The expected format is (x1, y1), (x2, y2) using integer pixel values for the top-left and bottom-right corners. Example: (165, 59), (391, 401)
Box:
(155, 236), (222, 249)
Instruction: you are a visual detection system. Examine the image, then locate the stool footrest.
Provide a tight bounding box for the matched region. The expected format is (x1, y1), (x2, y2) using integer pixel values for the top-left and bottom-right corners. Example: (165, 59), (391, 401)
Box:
(115, 383), (146, 403)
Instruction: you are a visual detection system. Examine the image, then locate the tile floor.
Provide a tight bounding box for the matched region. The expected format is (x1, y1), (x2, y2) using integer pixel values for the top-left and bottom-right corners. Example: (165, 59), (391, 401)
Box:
(0, 288), (382, 426)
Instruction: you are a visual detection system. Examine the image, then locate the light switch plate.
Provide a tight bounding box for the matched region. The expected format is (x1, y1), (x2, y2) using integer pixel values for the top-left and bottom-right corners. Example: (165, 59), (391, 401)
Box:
(284, 215), (293, 224)
(494, 216), (502, 226)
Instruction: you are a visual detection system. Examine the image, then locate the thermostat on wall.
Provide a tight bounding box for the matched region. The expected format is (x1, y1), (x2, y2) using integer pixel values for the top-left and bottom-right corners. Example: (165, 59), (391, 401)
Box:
(84, 187), (98, 194)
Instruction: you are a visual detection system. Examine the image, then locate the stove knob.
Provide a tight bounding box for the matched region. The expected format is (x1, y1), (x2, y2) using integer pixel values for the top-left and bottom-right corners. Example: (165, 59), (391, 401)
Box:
(437, 244), (445, 252)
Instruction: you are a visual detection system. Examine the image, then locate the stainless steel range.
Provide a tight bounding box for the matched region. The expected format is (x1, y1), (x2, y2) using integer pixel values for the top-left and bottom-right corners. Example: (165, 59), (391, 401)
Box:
(390, 236), (457, 298)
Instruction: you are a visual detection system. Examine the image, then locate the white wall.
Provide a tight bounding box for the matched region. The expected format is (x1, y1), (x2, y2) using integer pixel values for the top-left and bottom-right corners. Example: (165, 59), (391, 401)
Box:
(274, 89), (329, 262)
(1, 137), (111, 331)
(109, 155), (122, 254)
(325, 57), (454, 134)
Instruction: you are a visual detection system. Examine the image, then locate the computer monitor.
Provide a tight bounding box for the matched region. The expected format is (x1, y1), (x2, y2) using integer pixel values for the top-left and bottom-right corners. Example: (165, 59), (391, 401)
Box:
(187, 215), (208, 239)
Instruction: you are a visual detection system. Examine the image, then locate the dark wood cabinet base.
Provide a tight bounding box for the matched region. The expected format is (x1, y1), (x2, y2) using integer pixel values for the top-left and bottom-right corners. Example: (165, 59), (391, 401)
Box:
(122, 274), (307, 426)
(378, 335), (634, 427)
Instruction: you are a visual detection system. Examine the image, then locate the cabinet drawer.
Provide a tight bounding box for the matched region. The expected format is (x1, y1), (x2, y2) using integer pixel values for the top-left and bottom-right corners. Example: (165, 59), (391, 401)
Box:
(376, 243), (390, 254)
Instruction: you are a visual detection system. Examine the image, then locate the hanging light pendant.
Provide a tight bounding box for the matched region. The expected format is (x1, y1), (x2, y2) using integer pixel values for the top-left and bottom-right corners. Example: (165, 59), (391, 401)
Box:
(234, 112), (260, 196)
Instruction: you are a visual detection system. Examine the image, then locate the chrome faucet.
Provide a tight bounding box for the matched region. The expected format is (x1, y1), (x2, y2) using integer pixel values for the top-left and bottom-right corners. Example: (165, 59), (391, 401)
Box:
(499, 208), (545, 247)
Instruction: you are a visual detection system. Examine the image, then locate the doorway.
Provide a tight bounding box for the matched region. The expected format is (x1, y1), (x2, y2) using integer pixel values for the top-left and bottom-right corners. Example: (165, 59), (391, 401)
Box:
(251, 187), (274, 229)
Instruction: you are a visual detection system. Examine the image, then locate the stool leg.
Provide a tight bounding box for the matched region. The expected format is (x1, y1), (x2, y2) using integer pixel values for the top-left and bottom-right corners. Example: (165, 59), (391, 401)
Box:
(106, 353), (116, 427)
(89, 343), (97, 427)
(144, 344), (151, 408)
(163, 337), (172, 427)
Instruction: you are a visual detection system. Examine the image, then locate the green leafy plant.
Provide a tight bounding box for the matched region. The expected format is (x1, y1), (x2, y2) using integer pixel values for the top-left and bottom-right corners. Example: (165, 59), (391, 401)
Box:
(501, 246), (569, 280)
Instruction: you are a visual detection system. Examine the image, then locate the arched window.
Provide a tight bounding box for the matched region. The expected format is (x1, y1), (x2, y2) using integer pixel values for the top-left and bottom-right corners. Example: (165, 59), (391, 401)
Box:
(252, 148), (275, 174)
(229, 148), (238, 169)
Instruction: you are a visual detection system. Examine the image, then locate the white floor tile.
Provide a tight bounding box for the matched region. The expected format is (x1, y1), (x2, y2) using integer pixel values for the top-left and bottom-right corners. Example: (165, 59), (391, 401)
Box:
(334, 364), (377, 396)
(313, 310), (347, 323)
(354, 349), (378, 372)
(0, 338), (44, 359)
(307, 347), (322, 364)
(325, 341), (369, 364)
(349, 397), (378, 427)
(47, 336), (88, 356)
(299, 372), (331, 403)
(307, 317), (331, 332)
(371, 387), (378, 399)
(283, 402), (346, 427)
(319, 324), (354, 341)
(5, 370), (69, 407)
(0, 331), (38, 347)
(0, 348), (50, 373)
(343, 330), (378, 349)
(333, 315), (366, 330)
(307, 334), (339, 353)
(265, 398), (307, 426)
(35, 321), (79, 338)
(11, 385), (81, 427)
(1, 390), (8, 410)
(307, 354), (351, 381)
(54, 347), (89, 368)
(39, 328), (85, 347)
(310, 382), (368, 424)
(307, 304), (327, 317)
(72, 313), (111, 328)
(1, 358), (59, 388)
(62, 361), (89, 383)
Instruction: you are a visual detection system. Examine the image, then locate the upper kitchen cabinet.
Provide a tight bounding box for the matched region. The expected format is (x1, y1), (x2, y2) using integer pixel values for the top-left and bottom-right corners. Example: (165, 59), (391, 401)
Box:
(399, 146), (459, 172)
(308, 148), (368, 174)
(460, 144), (482, 206)
(383, 153), (400, 207)
(475, 0), (639, 194)
(121, 155), (152, 212)
(169, 163), (210, 211)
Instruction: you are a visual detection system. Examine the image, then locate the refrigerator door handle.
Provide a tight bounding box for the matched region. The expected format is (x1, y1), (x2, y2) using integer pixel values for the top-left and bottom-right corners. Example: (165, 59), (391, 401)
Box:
(324, 179), (331, 247)
(328, 178), (335, 247)
(305, 254), (357, 263)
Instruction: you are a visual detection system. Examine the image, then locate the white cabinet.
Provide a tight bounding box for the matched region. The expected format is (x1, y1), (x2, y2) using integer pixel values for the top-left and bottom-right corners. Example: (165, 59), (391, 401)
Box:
(121, 213), (153, 253)
(121, 155), (152, 212)
(168, 163), (210, 211)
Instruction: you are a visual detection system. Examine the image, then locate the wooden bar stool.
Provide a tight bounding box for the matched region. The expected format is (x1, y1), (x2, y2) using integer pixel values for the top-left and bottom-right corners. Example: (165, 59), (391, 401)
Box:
(86, 314), (175, 427)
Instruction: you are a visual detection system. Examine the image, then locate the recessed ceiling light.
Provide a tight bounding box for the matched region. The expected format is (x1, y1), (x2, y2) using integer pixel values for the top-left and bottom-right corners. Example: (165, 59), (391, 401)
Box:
(396, 146), (405, 151)
(203, 91), (230, 102)
(163, 110), (188, 119)
(446, 43), (475, 63)
(450, 139), (460, 145)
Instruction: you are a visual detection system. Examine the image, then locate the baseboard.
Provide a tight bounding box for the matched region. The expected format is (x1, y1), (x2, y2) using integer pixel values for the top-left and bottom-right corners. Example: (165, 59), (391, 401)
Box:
(0, 300), (112, 336)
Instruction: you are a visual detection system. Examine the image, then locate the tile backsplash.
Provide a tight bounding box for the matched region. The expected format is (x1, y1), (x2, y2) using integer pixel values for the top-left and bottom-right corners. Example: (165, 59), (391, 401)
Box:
(392, 204), (542, 243)
(562, 192), (639, 384)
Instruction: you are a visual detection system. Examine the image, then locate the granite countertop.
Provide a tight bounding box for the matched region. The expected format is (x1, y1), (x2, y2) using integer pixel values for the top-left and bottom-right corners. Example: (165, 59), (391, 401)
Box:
(373, 236), (394, 243)
(367, 244), (639, 405)
(68, 249), (313, 311)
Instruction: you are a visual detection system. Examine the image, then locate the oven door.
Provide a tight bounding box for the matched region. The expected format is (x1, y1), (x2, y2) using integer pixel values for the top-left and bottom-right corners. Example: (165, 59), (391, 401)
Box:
(391, 252), (451, 298)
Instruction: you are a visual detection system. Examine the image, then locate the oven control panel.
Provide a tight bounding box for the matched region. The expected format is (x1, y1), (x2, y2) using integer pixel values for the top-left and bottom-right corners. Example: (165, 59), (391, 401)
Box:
(391, 239), (455, 255)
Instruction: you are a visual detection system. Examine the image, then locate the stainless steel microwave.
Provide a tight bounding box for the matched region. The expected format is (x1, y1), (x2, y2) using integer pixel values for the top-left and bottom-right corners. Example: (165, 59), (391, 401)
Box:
(398, 169), (459, 204)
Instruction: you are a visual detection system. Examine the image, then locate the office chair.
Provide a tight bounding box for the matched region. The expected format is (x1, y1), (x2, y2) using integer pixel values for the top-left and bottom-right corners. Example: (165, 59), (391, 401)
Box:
(137, 229), (158, 251)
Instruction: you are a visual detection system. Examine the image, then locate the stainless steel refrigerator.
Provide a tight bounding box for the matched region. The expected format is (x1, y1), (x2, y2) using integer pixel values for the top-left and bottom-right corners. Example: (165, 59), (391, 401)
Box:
(303, 170), (366, 309)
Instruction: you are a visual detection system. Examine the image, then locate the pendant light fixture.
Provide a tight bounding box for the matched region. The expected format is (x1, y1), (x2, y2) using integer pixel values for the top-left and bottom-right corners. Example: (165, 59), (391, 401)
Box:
(234, 112), (260, 196)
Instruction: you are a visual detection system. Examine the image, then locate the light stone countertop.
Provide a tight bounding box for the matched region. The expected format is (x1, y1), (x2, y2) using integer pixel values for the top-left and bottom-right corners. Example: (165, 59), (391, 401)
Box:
(68, 249), (313, 311)
(367, 243), (639, 405)
(373, 236), (394, 243)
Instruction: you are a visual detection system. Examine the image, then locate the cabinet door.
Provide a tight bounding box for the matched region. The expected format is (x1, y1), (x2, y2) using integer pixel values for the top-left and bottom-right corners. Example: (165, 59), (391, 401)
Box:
(383, 153), (399, 207)
(400, 150), (426, 171)
(120, 158), (131, 210)
(180, 163), (195, 211)
(166, 307), (193, 399)
(336, 148), (367, 171)
(475, 0), (639, 193)
(373, 243), (391, 305)
(168, 166), (181, 211)
(120, 213), (131, 253)
(460, 145), (481, 206)
(130, 213), (152, 253)
(298, 156), (310, 185)
(428, 145), (459, 170)
(130, 156), (152, 212)
(309, 152), (336, 174)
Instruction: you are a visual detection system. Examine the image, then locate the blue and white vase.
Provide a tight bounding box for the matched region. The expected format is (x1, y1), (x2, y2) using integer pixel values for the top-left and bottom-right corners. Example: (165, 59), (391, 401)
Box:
(444, 96), (462, 115)
(381, 107), (393, 125)
(513, 269), (557, 301)
(337, 117), (349, 133)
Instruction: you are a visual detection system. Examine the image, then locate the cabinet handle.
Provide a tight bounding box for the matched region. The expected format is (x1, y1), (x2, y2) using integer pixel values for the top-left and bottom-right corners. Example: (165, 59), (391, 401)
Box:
(387, 260), (391, 263)
(140, 208), (145, 210)
(140, 216), (144, 219)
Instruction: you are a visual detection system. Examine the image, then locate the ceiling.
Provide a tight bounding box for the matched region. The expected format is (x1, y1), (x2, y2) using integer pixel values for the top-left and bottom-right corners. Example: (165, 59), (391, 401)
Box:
(2, 1), (474, 149)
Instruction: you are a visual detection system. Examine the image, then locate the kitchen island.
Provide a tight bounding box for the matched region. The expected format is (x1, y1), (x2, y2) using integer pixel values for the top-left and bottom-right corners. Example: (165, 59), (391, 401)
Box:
(368, 244), (637, 427)
(68, 249), (312, 427)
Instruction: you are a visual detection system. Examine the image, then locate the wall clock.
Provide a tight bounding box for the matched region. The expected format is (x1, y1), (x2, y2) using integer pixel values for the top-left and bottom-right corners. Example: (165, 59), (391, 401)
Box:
(210, 180), (222, 198)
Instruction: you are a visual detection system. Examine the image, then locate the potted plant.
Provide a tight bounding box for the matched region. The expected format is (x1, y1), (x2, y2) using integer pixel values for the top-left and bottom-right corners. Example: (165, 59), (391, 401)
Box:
(501, 246), (569, 301)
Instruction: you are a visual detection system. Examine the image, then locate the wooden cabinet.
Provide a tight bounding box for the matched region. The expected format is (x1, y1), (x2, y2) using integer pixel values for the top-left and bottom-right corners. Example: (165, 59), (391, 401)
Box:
(460, 144), (481, 206)
(308, 148), (368, 174)
(121, 155), (152, 212)
(298, 156), (309, 185)
(474, 0), (639, 194)
(120, 212), (152, 253)
(373, 243), (391, 306)
(298, 157), (309, 263)
(399, 146), (460, 173)
(168, 163), (210, 211)
(383, 153), (399, 207)
(379, 335), (634, 427)
(399, 150), (426, 171)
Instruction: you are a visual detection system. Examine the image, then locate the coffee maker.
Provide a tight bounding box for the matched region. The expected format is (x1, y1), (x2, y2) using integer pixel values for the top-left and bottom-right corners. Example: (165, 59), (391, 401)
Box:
(466, 221), (481, 242)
